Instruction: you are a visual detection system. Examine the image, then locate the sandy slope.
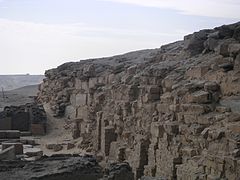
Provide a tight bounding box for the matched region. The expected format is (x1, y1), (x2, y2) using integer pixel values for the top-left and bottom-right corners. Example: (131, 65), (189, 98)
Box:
(35, 104), (84, 156)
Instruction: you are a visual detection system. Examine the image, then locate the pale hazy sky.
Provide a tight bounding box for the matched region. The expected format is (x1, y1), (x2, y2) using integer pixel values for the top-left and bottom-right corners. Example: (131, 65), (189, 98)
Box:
(0, 0), (239, 74)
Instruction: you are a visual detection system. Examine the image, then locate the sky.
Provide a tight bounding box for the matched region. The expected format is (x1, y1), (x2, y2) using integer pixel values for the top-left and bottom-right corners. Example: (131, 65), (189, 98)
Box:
(0, 0), (239, 75)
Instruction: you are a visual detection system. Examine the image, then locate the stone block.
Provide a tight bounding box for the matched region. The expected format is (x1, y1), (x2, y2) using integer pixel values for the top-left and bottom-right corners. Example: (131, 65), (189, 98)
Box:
(215, 106), (231, 113)
(102, 126), (117, 156)
(189, 124), (205, 135)
(160, 92), (173, 104)
(31, 124), (46, 135)
(46, 143), (63, 152)
(204, 37), (218, 51)
(157, 103), (170, 113)
(75, 78), (82, 89)
(186, 66), (209, 79)
(183, 114), (198, 124)
(219, 43), (229, 57)
(4, 130), (20, 139)
(234, 54), (240, 70)
(0, 117), (12, 130)
(204, 82), (219, 92)
(76, 93), (87, 106)
(89, 77), (98, 89)
(2, 142), (23, 155)
(0, 131), (6, 139)
(169, 104), (180, 112)
(0, 145), (15, 160)
(24, 147), (43, 157)
(187, 90), (210, 104)
(228, 43), (240, 56)
(81, 81), (89, 91)
(164, 122), (179, 135)
(76, 106), (89, 120)
(201, 128), (210, 139)
(180, 104), (206, 115)
(67, 143), (75, 150)
(150, 122), (164, 138)
(182, 147), (197, 157)
(11, 112), (30, 131)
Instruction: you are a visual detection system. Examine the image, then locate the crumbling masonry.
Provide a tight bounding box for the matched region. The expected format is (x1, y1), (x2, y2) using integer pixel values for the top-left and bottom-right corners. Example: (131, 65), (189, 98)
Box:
(38, 22), (240, 179)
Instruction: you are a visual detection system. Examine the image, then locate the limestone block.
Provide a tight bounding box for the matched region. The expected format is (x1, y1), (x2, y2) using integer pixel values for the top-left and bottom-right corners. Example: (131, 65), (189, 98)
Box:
(45, 143), (63, 152)
(189, 124), (205, 135)
(101, 126), (117, 156)
(208, 128), (225, 141)
(2, 142), (23, 155)
(0, 117), (12, 130)
(219, 43), (229, 57)
(169, 104), (180, 112)
(204, 82), (219, 92)
(108, 141), (119, 161)
(143, 93), (160, 103)
(234, 54), (240, 70)
(157, 103), (170, 114)
(228, 43), (240, 56)
(31, 124), (46, 136)
(0, 146), (15, 160)
(0, 130), (6, 139)
(201, 128), (210, 139)
(181, 147), (197, 157)
(186, 66), (209, 79)
(160, 92), (173, 104)
(232, 149), (240, 158)
(65, 105), (76, 119)
(72, 120), (81, 139)
(204, 37), (218, 51)
(89, 77), (98, 89)
(76, 93), (87, 106)
(187, 90), (210, 104)
(164, 122), (179, 135)
(180, 104), (206, 115)
(184, 31), (207, 55)
(75, 79), (82, 89)
(151, 122), (164, 138)
(183, 114), (198, 124)
(70, 94), (76, 106)
(108, 74), (115, 84)
(1, 130), (21, 139)
(215, 106), (231, 113)
(81, 81), (89, 91)
(162, 76), (176, 92)
(225, 157), (238, 180)
(24, 147), (43, 157)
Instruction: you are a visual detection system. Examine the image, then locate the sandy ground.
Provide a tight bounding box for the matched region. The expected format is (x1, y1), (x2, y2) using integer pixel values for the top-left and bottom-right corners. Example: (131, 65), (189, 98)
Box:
(33, 103), (85, 156)
(0, 85), (85, 156)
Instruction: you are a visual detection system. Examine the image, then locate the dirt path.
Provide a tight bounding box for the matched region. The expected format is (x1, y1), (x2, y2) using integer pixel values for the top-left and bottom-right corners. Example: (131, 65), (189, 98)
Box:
(34, 104), (84, 156)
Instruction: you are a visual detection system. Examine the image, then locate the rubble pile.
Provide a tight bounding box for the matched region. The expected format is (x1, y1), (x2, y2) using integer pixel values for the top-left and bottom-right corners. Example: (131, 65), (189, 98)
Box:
(38, 22), (240, 179)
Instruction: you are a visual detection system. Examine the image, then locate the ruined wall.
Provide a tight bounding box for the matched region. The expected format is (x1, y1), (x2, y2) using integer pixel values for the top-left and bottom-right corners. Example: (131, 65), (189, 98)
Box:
(38, 22), (240, 179)
(0, 103), (47, 135)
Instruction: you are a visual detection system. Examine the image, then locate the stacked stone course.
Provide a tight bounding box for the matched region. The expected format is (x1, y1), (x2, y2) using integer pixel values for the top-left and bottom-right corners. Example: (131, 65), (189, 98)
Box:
(38, 22), (240, 179)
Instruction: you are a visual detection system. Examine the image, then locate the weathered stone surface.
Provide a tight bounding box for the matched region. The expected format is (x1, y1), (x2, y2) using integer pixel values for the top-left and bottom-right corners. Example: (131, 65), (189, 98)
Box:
(0, 155), (103, 180)
(45, 143), (63, 152)
(0, 146), (15, 160)
(101, 162), (134, 180)
(37, 22), (240, 179)
(2, 142), (23, 155)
